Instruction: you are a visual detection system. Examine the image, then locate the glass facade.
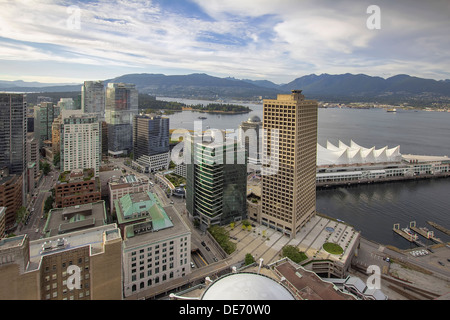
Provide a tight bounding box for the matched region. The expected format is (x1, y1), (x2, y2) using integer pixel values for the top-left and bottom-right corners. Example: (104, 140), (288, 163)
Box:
(133, 115), (169, 157)
(186, 134), (247, 229)
(81, 81), (105, 120)
(105, 83), (138, 155)
(34, 102), (60, 147)
(0, 93), (27, 174)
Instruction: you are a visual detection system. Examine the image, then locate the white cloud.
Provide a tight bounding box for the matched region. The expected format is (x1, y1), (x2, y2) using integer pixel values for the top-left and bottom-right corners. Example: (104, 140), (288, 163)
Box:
(0, 0), (449, 83)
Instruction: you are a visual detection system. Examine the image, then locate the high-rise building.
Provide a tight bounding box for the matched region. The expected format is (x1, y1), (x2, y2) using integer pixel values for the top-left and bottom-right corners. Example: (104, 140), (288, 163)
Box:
(185, 131), (247, 229)
(26, 132), (40, 195)
(0, 168), (23, 232)
(81, 81), (105, 120)
(57, 98), (75, 111)
(260, 90), (318, 238)
(0, 93), (27, 174)
(51, 114), (62, 157)
(0, 207), (6, 239)
(105, 83), (138, 156)
(34, 102), (60, 147)
(239, 115), (262, 168)
(133, 115), (170, 173)
(60, 110), (101, 176)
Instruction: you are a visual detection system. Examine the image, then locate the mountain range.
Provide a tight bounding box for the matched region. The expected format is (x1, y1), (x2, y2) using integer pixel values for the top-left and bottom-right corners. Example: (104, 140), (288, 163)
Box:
(2, 73), (450, 106)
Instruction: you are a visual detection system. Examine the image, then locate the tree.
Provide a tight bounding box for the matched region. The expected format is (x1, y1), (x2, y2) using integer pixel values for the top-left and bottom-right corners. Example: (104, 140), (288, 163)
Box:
(245, 253), (255, 266)
(208, 225), (236, 254)
(53, 152), (60, 167)
(242, 220), (251, 227)
(44, 195), (54, 213)
(282, 245), (308, 264)
(16, 206), (28, 224)
(40, 161), (51, 176)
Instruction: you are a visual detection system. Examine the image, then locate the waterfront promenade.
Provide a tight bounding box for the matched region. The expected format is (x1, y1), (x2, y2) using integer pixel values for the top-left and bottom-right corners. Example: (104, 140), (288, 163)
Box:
(317, 171), (450, 189)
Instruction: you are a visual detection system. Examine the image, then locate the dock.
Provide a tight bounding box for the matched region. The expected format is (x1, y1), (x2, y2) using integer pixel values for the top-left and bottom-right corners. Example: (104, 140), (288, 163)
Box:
(410, 221), (443, 244)
(393, 224), (426, 246)
(426, 221), (450, 236)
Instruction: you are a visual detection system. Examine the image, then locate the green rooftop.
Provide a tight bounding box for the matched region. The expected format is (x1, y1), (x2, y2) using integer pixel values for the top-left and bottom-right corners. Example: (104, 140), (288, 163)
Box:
(116, 191), (173, 237)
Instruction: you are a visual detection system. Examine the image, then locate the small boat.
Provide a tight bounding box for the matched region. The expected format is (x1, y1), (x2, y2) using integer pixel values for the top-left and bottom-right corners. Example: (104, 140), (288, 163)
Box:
(387, 108), (397, 112)
(198, 116), (207, 120)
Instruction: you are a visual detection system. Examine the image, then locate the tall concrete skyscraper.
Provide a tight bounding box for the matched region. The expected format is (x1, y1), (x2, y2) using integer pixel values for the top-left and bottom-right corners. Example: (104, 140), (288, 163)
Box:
(0, 93), (27, 175)
(105, 83), (138, 156)
(81, 81), (105, 121)
(260, 90), (318, 238)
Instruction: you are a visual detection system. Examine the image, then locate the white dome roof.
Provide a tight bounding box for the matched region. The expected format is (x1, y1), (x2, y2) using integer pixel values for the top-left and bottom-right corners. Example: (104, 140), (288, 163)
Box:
(247, 115), (261, 123)
(201, 272), (295, 300)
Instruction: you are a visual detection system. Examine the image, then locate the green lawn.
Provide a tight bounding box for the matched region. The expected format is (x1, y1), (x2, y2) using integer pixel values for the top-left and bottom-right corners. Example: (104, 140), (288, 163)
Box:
(323, 242), (344, 255)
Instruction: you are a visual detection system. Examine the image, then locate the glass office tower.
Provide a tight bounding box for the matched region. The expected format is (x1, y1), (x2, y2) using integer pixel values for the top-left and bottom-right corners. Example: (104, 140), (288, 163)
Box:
(133, 115), (170, 172)
(186, 132), (247, 230)
(105, 83), (138, 156)
(0, 93), (27, 174)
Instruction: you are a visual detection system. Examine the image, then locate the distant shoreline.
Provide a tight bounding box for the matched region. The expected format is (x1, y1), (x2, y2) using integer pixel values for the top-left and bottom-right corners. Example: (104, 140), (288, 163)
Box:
(182, 106), (252, 114)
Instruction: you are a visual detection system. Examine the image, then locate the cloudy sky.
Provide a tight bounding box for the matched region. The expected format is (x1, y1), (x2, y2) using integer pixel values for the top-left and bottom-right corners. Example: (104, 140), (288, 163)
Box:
(0, 0), (449, 84)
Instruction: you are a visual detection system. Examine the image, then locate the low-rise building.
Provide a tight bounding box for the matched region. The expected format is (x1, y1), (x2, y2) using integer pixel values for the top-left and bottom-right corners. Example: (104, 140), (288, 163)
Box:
(42, 200), (108, 238)
(0, 224), (122, 300)
(108, 174), (150, 215)
(55, 169), (101, 208)
(115, 191), (191, 298)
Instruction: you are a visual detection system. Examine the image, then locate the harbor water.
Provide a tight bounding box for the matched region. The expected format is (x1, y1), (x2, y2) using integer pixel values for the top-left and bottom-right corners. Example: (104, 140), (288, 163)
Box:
(158, 97), (450, 249)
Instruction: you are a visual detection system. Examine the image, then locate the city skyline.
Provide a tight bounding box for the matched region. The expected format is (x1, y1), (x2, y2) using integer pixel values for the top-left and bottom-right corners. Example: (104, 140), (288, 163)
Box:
(1, 0), (449, 84)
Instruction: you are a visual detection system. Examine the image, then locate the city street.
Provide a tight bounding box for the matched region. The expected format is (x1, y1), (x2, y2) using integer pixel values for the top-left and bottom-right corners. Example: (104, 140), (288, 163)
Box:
(17, 167), (59, 240)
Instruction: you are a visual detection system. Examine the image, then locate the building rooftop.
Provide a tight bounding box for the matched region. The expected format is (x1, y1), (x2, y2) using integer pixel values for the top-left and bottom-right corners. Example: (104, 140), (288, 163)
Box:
(43, 201), (107, 237)
(0, 234), (27, 250)
(201, 272), (295, 300)
(402, 154), (450, 163)
(317, 140), (401, 166)
(273, 260), (356, 300)
(246, 115), (261, 123)
(115, 191), (168, 225)
(27, 224), (121, 272)
(57, 168), (97, 184)
(108, 174), (149, 190)
(123, 205), (190, 249)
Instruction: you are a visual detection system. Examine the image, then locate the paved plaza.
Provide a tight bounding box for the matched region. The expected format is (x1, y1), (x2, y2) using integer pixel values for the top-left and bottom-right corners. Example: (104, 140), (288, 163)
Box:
(225, 214), (360, 266)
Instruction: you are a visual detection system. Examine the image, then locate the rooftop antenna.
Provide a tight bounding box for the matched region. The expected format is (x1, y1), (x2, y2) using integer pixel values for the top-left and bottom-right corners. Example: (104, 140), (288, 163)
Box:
(257, 258), (264, 274)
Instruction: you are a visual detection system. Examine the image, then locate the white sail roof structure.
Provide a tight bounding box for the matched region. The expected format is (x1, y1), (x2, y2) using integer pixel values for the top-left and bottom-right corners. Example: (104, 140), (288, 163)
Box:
(317, 140), (401, 166)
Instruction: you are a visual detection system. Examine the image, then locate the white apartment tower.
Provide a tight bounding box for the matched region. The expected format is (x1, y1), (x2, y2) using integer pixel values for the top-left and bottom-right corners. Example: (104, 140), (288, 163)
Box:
(60, 110), (101, 176)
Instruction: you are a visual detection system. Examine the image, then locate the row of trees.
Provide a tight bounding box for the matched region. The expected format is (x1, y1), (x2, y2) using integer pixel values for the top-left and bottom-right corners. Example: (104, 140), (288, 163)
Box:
(193, 103), (252, 113)
(138, 94), (185, 111)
